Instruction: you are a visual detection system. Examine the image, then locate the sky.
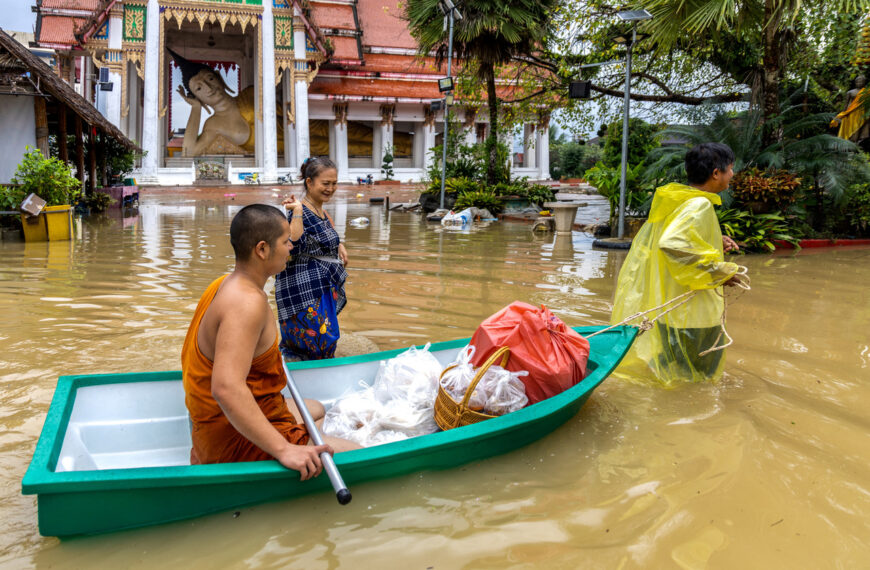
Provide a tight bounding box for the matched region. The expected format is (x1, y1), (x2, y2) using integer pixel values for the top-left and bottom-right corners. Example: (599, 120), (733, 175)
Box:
(0, 0), (36, 34)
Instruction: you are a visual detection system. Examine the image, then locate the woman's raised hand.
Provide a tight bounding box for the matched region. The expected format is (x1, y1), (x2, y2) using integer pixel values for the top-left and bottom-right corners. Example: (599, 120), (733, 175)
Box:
(283, 195), (304, 216)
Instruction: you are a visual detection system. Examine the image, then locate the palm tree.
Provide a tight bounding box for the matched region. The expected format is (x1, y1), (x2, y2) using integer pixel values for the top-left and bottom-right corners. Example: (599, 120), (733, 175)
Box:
(645, 90), (870, 218)
(405, 0), (557, 184)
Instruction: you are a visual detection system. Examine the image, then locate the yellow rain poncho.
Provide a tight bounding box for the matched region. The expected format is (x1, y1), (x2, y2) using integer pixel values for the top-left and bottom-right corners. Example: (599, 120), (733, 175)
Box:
(610, 183), (739, 385)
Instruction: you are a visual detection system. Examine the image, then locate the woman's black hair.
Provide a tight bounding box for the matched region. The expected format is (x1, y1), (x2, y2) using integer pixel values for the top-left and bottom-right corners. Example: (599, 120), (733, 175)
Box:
(299, 157), (337, 192)
(685, 143), (735, 185)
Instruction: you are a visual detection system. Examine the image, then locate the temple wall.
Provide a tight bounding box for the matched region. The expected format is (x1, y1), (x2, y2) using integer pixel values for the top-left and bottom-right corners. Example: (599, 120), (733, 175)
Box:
(0, 96), (36, 184)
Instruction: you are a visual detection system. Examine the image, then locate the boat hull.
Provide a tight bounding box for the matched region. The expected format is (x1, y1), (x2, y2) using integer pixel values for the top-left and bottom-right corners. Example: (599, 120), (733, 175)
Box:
(22, 326), (636, 537)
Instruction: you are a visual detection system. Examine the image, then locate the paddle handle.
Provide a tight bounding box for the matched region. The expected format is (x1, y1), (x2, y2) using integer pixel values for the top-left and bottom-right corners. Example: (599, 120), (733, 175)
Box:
(281, 361), (352, 505)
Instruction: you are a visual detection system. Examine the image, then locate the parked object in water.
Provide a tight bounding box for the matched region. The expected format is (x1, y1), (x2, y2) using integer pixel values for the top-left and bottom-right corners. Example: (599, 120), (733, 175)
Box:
(21, 326), (636, 537)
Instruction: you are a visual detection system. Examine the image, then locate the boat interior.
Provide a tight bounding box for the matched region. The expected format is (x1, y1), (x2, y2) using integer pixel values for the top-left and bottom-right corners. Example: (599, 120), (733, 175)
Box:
(55, 347), (462, 473)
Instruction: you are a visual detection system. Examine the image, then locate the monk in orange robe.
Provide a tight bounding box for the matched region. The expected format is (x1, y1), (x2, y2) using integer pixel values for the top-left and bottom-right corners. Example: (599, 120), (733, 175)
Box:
(181, 202), (359, 479)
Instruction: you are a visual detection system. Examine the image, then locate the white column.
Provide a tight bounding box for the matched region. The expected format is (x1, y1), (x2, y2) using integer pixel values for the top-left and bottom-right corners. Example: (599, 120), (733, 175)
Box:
(371, 126), (381, 169)
(333, 119), (349, 182)
(282, 71), (293, 169)
(139, 0), (160, 181)
(293, 13), (309, 165)
(104, 15), (123, 128)
(524, 124), (536, 170)
(423, 122), (437, 171)
(261, 1), (278, 182)
(414, 121), (425, 169)
(537, 123), (550, 181)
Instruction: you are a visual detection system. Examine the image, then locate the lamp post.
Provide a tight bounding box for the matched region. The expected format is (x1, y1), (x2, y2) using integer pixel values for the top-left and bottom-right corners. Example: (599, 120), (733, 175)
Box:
(615, 9), (652, 239)
(437, 0), (462, 210)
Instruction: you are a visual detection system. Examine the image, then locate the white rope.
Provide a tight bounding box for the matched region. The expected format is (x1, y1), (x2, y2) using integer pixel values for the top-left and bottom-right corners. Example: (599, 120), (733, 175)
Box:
(588, 265), (752, 359)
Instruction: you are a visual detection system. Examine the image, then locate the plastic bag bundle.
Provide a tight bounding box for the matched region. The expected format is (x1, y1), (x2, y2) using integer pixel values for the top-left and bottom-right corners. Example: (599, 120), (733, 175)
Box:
(439, 345), (477, 402)
(480, 367), (529, 416)
(322, 344), (443, 447)
(321, 384), (385, 446)
(439, 345), (529, 416)
(373, 343), (443, 409)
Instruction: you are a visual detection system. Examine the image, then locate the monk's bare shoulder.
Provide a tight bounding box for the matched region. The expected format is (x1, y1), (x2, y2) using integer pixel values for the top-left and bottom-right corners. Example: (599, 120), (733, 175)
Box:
(198, 276), (270, 359)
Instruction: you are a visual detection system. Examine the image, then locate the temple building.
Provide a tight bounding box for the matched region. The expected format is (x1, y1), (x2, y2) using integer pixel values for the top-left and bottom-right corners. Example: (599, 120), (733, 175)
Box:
(35, 0), (551, 185)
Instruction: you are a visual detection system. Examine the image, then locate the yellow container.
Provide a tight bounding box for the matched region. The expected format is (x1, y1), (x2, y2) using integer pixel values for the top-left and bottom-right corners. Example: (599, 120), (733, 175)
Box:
(20, 213), (48, 242)
(43, 205), (73, 241)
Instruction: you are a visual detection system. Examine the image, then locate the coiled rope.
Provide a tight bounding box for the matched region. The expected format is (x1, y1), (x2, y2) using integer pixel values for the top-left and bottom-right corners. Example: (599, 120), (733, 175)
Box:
(587, 265), (751, 357)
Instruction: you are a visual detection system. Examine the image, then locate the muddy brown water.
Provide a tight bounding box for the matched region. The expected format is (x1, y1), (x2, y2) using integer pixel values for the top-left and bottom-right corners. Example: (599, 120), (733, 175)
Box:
(0, 187), (868, 569)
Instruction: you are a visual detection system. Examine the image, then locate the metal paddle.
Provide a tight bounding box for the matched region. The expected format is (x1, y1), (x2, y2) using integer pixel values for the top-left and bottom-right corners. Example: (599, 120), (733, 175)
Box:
(281, 360), (352, 505)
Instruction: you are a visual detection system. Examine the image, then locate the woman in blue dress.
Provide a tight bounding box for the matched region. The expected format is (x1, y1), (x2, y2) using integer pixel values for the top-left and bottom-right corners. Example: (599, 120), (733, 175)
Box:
(276, 157), (348, 360)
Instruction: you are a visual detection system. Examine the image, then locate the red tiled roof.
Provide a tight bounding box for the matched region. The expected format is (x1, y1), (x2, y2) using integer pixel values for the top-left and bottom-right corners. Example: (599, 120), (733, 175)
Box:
(357, 0), (415, 49)
(38, 15), (87, 47)
(41, 0), (101, 9)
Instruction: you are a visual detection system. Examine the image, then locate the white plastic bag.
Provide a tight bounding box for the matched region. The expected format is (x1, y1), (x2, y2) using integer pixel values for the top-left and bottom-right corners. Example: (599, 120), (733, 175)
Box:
(439, 345), (477, 402)
(438, 345), (529, 416)
(479, 366), (529, 416)
(373, 343), (442, 409)
(322, 344), (443, 447)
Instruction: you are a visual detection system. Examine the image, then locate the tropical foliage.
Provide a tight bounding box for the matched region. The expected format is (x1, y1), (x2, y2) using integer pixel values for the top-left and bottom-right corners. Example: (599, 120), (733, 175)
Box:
(405, 0), (558, 184)
(11, 147), (81, 207)
(716, 208), (800, 252)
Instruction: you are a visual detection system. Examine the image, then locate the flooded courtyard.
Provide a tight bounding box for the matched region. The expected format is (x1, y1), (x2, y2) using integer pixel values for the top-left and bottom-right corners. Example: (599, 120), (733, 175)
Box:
(0, 186), (868, 569)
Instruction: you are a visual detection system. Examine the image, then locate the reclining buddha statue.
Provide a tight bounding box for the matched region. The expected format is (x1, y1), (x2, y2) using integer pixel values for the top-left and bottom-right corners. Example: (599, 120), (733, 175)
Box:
(168, 48), (283, 157)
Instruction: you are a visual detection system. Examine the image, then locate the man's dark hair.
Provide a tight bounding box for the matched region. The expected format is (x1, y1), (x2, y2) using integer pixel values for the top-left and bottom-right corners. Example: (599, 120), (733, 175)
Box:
(230, 204), (287, 261)
(685, 143), (735, 185)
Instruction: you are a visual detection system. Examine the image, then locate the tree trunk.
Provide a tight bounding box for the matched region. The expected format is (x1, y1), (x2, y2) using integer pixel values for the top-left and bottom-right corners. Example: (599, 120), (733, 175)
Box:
(483, 62), (500, 185)
(760, 0), (782, 147)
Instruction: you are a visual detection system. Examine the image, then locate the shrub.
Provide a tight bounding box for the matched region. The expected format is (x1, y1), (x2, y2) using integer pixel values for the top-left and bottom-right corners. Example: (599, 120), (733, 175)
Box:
(716, 207), (800, 252)
(846, 182), (870, 234)
(0, 185), (26, 211)
(11, 147), (81, 206)
(584, 162), (650, 219)
(730, 168), (801, 212)
(454, 189), (503, 214)
(381, 145), (395, 180)
(558, 143), (602, 179)
(80, 192), (116, 214)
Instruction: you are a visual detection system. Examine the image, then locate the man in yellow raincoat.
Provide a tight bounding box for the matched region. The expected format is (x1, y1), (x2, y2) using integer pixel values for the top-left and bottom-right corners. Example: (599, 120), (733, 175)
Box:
(611, 143), (742, 385)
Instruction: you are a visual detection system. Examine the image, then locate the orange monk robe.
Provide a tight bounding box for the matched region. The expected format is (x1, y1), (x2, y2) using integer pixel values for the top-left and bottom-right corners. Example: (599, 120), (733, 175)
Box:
(831, 87), (869, 140)
(181, 275), (308, 464)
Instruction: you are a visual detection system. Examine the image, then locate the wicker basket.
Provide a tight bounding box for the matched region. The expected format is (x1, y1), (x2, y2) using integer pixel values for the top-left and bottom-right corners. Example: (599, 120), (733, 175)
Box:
(434, 346), (510, 430)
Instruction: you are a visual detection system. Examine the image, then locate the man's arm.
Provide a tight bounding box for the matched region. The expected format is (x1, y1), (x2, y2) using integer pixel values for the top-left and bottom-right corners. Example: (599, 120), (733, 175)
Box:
(210, 293), (331, 480)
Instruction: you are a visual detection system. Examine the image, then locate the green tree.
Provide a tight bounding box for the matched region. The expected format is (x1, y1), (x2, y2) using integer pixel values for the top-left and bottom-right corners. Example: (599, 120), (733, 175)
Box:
(405, 0), (558, 184)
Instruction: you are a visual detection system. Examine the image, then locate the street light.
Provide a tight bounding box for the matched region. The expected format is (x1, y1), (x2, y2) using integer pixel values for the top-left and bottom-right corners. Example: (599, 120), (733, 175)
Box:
(614, 8), (652, 240)
(437, 0), (462, 210)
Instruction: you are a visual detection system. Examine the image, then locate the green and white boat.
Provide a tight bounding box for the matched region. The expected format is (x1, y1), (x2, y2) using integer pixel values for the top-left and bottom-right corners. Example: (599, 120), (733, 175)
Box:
(22, 326), (637, 537)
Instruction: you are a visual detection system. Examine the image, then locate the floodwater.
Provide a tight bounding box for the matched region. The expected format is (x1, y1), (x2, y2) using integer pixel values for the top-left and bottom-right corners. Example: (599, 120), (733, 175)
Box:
(0, 186), (868, 569)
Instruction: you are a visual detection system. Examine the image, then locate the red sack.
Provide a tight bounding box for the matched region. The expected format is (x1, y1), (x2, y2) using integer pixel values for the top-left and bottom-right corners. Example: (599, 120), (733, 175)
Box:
(469, 302), (590, 405)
